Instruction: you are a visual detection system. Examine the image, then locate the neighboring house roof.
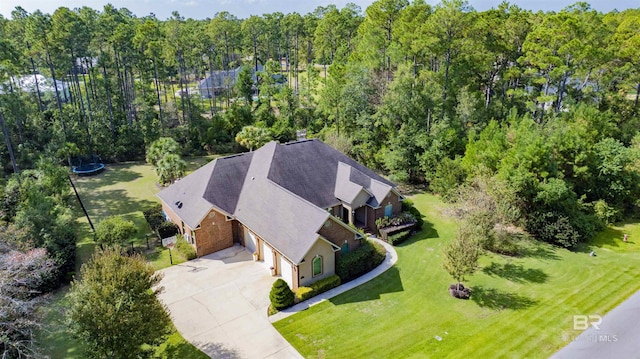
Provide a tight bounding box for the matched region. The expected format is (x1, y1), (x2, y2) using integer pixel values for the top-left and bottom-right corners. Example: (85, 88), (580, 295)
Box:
(198, 64), (264, 90)
(157, 139), (397, 264)
(1, 74), (69, 95)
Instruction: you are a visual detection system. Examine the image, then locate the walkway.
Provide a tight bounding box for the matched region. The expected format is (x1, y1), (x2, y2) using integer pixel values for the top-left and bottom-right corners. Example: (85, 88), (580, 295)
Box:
(270, 237), (398, 322)
(551, 289), (640, 358)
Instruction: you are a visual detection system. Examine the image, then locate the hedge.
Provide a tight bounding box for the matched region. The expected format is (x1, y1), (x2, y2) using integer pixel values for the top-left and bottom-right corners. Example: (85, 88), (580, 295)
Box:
(336, 240), (385, 282)
(143, 204), (164, 231)
(387, 230), (412, 246)
(175, 235), (197, 260)
(402, 199), (424, 230)
(158, 221), (179, 239)
(295, 275), (341, 302)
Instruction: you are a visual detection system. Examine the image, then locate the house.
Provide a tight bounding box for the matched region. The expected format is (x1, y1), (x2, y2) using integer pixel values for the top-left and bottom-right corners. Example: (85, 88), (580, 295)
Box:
(157, 139), (402, 290)
(198, 64), (263, 98)
(1, 74), (70, 99)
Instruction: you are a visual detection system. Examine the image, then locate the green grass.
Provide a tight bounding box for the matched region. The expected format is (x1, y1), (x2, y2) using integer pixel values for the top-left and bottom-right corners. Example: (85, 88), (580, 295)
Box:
(38, 156), (217, 358)
(72, 156), (215, 270)
(274, 193), (640, 358)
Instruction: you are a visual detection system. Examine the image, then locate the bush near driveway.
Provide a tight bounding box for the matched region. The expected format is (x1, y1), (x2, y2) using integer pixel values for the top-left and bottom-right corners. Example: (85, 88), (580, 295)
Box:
(295, 275), (341, 302)
(270, 278), (295, 310)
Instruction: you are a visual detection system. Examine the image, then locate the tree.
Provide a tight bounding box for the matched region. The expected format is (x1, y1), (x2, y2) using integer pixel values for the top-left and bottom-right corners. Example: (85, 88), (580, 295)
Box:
(269, 278), (294, 310)
(95, 216), (137, 247)
(155, 153), (186, 185)
(67, 249), (171, 359)
(442, 226), (480, 291)
(235, 126), (271, 151)
(235, 65), (254, 104)
(0, 243), (55, 359)
(146, 136), (180, 166)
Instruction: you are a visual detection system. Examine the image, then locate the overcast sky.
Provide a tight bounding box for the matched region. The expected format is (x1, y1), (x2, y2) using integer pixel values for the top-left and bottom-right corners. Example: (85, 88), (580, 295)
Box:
(0, 0), (637, 20)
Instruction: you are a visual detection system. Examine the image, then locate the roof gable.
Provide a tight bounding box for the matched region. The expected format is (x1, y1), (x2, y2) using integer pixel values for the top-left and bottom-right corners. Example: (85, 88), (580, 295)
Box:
(203, 152), (253, 214)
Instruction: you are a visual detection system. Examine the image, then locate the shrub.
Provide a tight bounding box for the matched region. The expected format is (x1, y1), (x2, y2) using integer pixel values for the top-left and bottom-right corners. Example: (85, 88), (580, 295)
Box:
(269, 279), (294, 310)
(448, 283), (471, 299)
(593, 199), (620, 225)
(296, 275), (341, 302)
(375, 212), (417, 230)
(387, 230), (412, 246)
(336, 240), (385, 282)
(158, 221), (179, 239)
(143, 204), (164, 231)
(295, 286), (313, 302)
(430, 157), (466, 201)
(526, 211), (579, 248)
(175, 235), (197, 260)
(402, 199), (424, 230)
(95, 216), (137, 247)
(484, 231), (520, 256)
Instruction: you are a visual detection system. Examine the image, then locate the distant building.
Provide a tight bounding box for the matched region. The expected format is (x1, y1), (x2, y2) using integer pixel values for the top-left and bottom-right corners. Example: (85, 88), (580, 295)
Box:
(198, 64), (287, 99)
(198, 65), (261, 98)
(2, 74), (70, 99)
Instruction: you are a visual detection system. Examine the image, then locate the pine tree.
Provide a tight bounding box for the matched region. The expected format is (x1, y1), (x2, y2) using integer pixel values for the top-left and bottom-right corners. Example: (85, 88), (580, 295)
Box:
(269, 278), (294, 310)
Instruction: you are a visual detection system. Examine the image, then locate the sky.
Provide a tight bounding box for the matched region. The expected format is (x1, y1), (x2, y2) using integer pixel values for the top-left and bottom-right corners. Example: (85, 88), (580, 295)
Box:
(0, 0), (637, 20)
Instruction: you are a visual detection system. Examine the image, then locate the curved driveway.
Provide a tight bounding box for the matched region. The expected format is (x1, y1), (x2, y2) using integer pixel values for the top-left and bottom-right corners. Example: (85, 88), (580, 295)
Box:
(157, 239), (397, 359)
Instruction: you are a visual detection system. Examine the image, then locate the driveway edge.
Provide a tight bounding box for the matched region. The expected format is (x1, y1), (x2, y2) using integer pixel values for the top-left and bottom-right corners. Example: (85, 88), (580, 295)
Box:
(269, 237), (398, 323)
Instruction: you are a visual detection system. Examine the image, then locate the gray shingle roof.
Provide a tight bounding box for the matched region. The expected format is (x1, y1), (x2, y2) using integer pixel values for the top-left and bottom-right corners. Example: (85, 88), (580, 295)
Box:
(234, 142), (330, 263)
(158, 138), (397, 264)
(203, 153), (253, 214)
(267, 139), (395, 209)
(157, 160), (216, 229)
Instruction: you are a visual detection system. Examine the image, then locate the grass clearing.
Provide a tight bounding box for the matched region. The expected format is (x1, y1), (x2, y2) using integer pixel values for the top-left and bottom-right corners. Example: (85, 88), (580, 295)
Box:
(38, 156), (217, 358)
(274, 193), (640, 358)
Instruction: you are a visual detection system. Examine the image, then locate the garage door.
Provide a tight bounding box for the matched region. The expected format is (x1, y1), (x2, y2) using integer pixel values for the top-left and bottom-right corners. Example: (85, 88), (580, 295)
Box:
(279, 255), (294, 289)
(262, 241), (273, 268)
(244, 227), (257, 253)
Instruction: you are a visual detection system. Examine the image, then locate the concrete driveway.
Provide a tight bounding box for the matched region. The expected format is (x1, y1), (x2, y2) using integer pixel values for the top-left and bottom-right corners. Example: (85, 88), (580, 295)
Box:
(157, 244), (302, 359)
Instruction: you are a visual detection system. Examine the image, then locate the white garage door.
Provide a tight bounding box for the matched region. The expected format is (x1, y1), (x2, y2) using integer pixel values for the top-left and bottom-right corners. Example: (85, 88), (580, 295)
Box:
(262, 241), (274, 268)
(244, 227), (257, 253)
(279, 255), (294, 289)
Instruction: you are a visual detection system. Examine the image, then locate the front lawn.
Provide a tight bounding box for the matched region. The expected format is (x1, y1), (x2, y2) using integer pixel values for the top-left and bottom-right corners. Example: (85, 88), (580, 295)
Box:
(274, 193), (640, 358)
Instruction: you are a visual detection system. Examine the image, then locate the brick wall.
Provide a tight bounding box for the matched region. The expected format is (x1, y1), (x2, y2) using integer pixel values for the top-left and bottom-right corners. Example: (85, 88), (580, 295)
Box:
(368, 191), (402, 230)
(318, 218), (359, 252)
(194, 208), (234, 257)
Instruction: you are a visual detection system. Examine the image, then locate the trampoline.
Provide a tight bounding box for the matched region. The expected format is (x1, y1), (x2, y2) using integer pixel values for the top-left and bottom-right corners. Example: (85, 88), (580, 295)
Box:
(72, 156), (105, 176)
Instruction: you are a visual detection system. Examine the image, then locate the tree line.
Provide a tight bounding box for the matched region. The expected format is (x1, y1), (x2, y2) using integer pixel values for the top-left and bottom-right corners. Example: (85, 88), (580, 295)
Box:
(1, 1), (640, 356)
(0, 2), (638, 245)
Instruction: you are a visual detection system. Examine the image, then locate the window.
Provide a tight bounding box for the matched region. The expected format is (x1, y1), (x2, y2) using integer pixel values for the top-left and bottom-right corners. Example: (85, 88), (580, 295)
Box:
(312, 255), (323, 277)
(384, 203), (393, 217)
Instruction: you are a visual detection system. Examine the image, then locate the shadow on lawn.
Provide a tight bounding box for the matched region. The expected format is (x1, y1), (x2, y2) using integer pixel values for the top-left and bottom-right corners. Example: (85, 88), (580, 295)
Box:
(519, 242), (561, 261)
(471, 286), (538, 311)
(330, 267), (404, 305)
(395, 221), (439, 248)
(585, 226), (626, 251)
(482, 262), (548, 284)
(74, 167), (142, 189)
(79, 188), (156, 220)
